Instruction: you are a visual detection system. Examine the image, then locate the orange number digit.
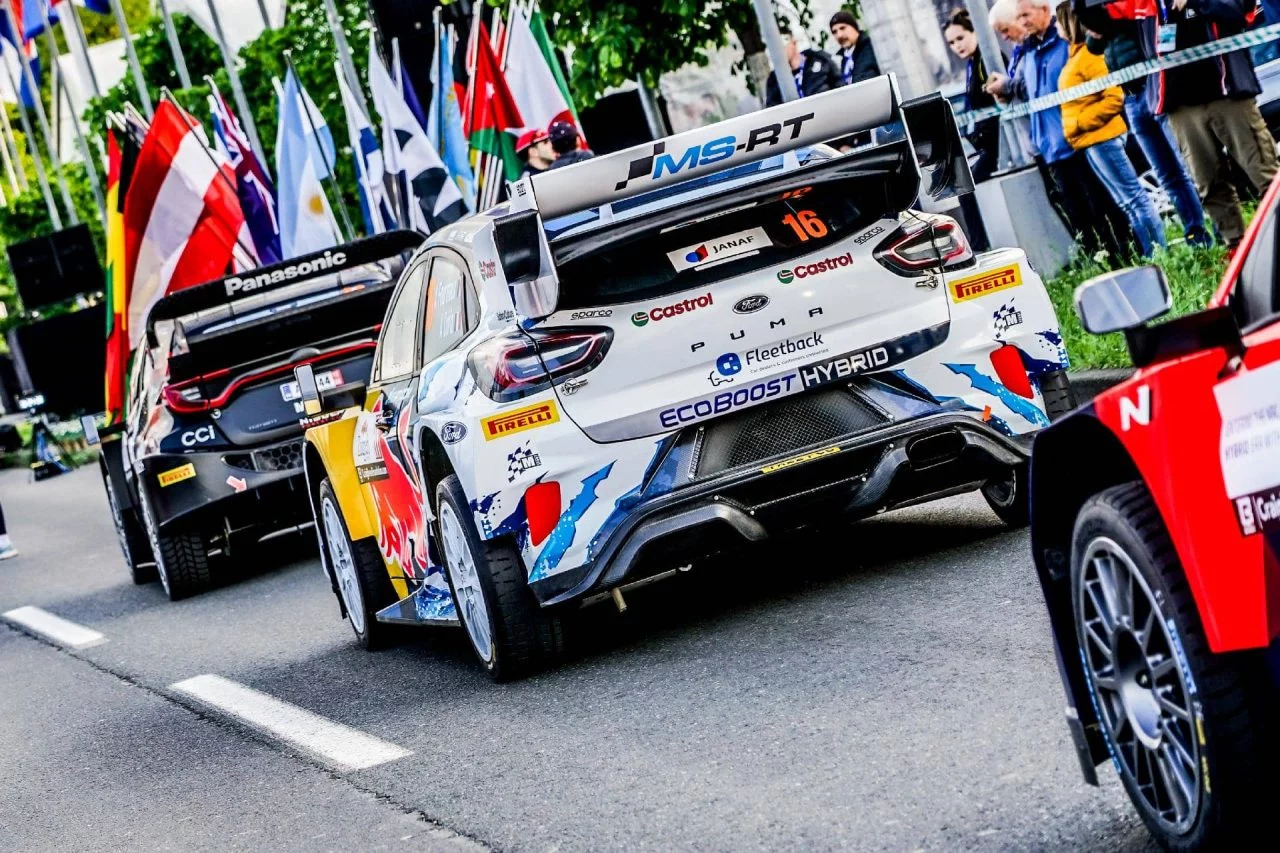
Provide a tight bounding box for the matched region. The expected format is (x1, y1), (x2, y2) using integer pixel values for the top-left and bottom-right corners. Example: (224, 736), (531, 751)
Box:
(782, 210), (828, 242)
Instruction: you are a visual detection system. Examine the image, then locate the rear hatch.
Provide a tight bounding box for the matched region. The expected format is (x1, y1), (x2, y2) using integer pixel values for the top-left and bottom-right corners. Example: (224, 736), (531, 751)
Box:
(542, 157), (961, 442)
(162, 275), (392, 445)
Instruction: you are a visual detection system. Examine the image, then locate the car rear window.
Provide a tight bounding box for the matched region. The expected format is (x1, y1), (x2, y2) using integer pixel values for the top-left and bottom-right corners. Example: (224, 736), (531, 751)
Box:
(554, 179), (890, 310)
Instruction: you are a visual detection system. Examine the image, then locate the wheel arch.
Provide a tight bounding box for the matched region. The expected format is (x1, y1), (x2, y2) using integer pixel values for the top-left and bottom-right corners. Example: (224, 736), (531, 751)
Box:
(303, 418), (378, 544)
(1029, 408), (1144, 777)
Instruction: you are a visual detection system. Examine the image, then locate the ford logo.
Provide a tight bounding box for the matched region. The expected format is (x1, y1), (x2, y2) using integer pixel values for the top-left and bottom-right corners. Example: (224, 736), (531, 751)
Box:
(733, 295), (770, 314)
(441, 422), (467, 444)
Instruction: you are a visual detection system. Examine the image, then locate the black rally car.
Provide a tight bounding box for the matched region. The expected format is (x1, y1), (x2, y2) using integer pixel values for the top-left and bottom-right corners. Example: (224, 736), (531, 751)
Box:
(95, 232), (424, 600)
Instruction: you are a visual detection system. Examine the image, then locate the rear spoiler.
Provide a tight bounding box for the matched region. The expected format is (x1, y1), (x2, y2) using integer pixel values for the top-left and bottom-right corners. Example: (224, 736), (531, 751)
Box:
(146, 230), (426, 336)
(509, 75), (973, 223)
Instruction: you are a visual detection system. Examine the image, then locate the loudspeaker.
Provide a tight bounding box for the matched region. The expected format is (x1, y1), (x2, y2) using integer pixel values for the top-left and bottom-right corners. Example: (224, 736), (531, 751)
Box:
(10, 304), (107, 418)
(5, 224), (104, 312)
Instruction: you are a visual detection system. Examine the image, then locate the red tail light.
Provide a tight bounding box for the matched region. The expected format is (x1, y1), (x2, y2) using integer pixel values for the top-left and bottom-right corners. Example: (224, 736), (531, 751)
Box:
(525, 481), (562, 546)
(470, 327), (613, 403)
(875, 218), (973, 275)
(989, 344), (1034, 399)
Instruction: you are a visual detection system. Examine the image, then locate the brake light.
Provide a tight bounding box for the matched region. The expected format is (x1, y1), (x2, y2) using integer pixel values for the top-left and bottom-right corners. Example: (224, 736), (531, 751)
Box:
(163, 379), (212, 413)
(875, 218), (973, 274)
(989, 344), (1034, 399)
(470, 327), (613, 403)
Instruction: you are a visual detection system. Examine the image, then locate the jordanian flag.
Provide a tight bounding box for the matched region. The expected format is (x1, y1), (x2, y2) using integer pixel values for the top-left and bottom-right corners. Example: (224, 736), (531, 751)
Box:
(103, 129), (130, 425)
(466, 22), (524, 184)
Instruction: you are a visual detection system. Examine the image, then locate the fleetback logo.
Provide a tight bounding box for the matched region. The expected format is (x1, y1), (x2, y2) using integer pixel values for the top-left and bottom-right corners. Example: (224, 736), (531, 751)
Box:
(632, 293), (713, 327)
(716, 353), (743, 376)
(777, 252), (854, 284)
(744, 332), (825, 368)
(615, 113), (816, 192)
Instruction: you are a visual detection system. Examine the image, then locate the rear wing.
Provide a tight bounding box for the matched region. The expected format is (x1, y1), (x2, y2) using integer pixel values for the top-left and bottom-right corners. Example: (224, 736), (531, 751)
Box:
(508, 76), (973, 223)
(145, 230), (426, 339)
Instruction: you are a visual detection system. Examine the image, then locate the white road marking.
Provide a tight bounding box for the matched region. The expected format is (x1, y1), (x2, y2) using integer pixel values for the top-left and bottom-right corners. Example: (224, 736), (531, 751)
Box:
(169, 674), (413, 771)
(2, 606), (107, 649)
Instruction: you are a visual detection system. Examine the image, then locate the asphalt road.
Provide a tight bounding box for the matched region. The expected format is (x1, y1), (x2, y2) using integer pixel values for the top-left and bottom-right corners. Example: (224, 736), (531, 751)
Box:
(0, 464), (1160, 852)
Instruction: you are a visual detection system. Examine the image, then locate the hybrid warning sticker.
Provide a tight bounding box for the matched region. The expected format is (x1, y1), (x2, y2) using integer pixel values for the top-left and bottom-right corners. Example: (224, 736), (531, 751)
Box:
(948, 265), (1023, 303)
(158, 463), (196, 488)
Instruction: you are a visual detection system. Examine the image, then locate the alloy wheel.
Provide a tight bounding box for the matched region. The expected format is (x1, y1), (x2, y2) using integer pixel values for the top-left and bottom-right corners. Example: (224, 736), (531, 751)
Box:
(438, 501), (493, 663)
(322, 496), (366, 635)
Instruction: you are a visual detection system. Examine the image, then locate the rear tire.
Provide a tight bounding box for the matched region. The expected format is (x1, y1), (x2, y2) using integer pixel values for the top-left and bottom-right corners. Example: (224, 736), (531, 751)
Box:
(982, 462), (1030, 528)
(435, 474), (562, 681)
(1038, 368), (1077, 421)
(317, 478), (399, 650)
(1071, 482), (1272, 851)
(138, 488), (212, 601)
(99, 456), (156, 584)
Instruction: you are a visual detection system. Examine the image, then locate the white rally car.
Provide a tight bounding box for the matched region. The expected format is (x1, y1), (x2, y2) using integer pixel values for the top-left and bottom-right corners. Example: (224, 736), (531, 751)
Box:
(301, 78), (1073, 679)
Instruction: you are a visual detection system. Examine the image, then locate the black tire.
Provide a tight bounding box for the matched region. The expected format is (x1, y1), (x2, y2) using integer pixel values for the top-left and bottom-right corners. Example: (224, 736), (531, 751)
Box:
(1071, 482), (1272, 851)
(138, 488), (212, 601)
(99, 456), (156, 584)
(435, 474), (562, 681)
(317, 479), (399, 650)
(982, 462), (1030, 528)
(1038, 368), (1077, 422)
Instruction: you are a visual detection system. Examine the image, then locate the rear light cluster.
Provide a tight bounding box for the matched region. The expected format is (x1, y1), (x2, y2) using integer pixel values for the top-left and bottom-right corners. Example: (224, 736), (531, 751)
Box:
(470, 327), (613, 403)
(874, 216), (973, 275)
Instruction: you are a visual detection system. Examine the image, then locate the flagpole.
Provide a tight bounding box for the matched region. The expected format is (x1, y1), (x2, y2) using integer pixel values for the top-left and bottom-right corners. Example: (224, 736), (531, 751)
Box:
(205, 0), (266, 166)
(2, 0), (77, 224)
(108, 0), (154, 117)
(336, 59), (381, 235)
(256, 0), (270, 29)
(0, 99), (26, 192)
(320, 0), (369, 122)
(156, 0), (192, 89)
(284, 54), (355, 243)
(0, 49), (61, 228)
(39, 1), (104, 221)
(59, 0), (100, 99)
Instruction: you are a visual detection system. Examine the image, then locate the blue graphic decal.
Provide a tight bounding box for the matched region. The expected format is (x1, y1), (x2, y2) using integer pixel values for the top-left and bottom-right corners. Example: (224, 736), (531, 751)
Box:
(1037, 330), (1070, 371)
(587, 439), (676, 562)
(894, 372), (1015, 436)
(530, 463), (614, 581)
(470, 491), (500, 517)
(413, 580), (456, 621)
(944, 363), (1050, 428)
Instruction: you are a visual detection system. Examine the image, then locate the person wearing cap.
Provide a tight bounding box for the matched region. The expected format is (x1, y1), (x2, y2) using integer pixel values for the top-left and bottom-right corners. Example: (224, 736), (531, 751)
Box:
(765, 21), (840, 106)
(830, 9), (880, 86)
(517, 128), (556, 177)
(547, 120), (595, 169)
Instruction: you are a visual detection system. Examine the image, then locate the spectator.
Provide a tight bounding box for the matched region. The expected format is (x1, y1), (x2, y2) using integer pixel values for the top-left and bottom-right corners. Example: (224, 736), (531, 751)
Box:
(1074, 0), (1211, 246)
(1161, 0), (1278, 248)
(765, 22), (841, 106)
(1058, 2), (1167, 256)
(985, 0), (1133, 258)
(989, 0), (1030, 77)
(516, 128), (555, 178)
(829, 10), (881, 86)
(0, 500), (16, 560)
(945, 8), (1003, 182)
(546, 120), (594, 170)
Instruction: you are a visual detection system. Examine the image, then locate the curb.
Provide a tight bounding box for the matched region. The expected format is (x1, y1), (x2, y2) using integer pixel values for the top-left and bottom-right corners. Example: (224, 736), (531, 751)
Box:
(1068, 368), (1135, 402)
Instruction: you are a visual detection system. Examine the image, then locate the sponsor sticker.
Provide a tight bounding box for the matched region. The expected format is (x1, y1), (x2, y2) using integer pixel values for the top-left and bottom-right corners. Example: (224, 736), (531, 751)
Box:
(733, 295), (770, 314)
(776, 252), (854, 284)
(853, 225), (886, 245)
(569, 309), (614, 320)
(356, 461), (390, 484)
(993, 301), (1024, 335)
(300, 410), (345, 430)
(482, 400), (561, 441)
(761, 445), (843, 474)
(659, 375), (799, 428)
(948, 265), (1023, 303)
(667, 227), (773, 272)
(158, 463), (196, 488)
(224, 251), (348, 296)
(1214, 361), (1280, 535)
(440, 422), (467, 444)
(478, 259), (498, 280)
(743, 332), (826, 373)
(631, 293), (713, 327)
(506, 442), (543, 482)
(181, 425), (216, 447)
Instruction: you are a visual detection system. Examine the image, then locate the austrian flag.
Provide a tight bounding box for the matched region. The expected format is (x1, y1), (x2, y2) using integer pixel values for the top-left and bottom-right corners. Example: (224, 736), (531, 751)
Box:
(123, 101), (254, 349)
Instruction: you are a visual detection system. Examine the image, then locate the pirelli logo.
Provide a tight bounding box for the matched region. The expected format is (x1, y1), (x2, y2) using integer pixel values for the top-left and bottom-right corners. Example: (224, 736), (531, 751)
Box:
(761, 445), (842, 474)
(158, 463), (197, 488)
(949, 265), (1023, 303)
(482, 401), (560, 441)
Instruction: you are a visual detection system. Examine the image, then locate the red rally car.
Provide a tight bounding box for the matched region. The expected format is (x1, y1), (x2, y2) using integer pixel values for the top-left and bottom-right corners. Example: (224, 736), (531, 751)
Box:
(1029, 177), (1280, 850)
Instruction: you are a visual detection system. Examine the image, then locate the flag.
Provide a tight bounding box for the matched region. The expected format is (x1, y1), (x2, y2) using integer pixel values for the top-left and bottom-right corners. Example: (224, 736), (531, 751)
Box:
(428, 19), (475, 210)
(466, 21), (523, 185)
(369, 34), (466, 234)
(337, 65), (397, 235)
(505, 5), (577, 140)
(528, 3), (581, 133)
(0, 3), (41, 110)
(391, 39), (429, 133)
(122, 100), (253, 349)
(210, 86), (280, 264)
(276, 68), (341, 257)
(104, 129), (129, 425)
(22, 0), (52, 40)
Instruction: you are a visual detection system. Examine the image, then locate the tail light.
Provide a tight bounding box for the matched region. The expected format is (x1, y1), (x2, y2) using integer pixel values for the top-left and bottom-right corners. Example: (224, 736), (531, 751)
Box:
(874, 217), (973, 275)
(163, 378), (215, 413)
(989, 344), (1034, 399)
(470, 327), (613, 403)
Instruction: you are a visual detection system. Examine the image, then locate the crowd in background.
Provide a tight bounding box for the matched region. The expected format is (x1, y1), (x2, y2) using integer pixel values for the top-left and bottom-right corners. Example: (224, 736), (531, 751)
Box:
(947, 0), (1278, 258)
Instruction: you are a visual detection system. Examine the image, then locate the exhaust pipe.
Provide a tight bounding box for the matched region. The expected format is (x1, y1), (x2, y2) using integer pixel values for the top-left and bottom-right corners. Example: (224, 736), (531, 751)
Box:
(905, 430), (965, 470)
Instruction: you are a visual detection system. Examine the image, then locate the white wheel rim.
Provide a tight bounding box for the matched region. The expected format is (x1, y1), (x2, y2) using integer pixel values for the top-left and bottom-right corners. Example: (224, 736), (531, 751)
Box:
(322, 495), (366, 635)
(438, 501), (493, 664)
(140, 491), (172, 596)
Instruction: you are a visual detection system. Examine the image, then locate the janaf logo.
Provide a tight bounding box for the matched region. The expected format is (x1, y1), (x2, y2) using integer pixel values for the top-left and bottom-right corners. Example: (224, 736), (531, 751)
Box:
(614, 113), (816, 192)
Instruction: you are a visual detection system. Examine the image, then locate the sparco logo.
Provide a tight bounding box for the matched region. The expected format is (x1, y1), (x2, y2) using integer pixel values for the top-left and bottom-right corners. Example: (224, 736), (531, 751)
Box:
(224, 251), (348, 296)
(632, 293), (713, 327)
(614, 113), (816, 192)
(570, 309), (614, 320)
(777, 253), (853, 284)
(854, 226), (885, 245)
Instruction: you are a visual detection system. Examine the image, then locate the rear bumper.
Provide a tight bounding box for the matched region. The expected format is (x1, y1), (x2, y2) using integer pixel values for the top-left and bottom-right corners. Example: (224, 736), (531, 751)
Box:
(530, 412), (1028, 606)
(137, 436), (311, 531)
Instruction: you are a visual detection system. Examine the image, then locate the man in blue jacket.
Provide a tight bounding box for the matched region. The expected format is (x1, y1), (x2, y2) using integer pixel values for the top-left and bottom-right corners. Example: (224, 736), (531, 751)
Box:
(987, 0), (1131, 257)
